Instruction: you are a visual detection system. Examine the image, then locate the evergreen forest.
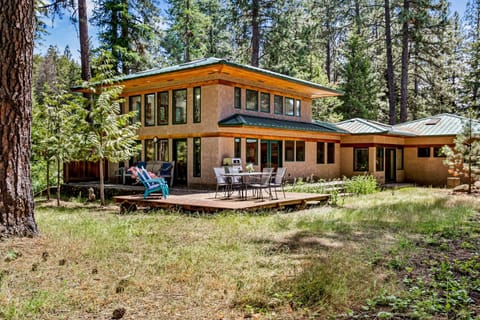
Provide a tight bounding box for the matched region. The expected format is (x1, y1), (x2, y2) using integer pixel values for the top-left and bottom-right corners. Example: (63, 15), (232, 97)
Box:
(35, 0), (480, 125)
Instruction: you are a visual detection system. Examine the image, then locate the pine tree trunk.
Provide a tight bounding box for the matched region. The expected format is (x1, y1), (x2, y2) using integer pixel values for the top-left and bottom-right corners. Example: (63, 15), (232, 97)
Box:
(385, 0), (396, 125)
(400, 0), (410, 123)
(251, 0), (260, 67)
(185, 0), (191, 63)
(0, 0), (38, 237)
(78, 0), (91, 81)
(56, 158), (61, 207)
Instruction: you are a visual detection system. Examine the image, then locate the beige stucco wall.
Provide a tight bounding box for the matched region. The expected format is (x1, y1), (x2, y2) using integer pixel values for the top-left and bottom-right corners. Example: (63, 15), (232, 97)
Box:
(403, 136), (454, 186)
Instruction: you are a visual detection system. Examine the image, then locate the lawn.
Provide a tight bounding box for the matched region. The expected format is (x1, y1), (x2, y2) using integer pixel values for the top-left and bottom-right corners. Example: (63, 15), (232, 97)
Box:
(1, 188), (479, 319)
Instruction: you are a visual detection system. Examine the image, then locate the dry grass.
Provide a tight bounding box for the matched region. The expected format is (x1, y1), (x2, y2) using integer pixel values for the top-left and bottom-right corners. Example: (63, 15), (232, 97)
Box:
(0, 188), (478, 319)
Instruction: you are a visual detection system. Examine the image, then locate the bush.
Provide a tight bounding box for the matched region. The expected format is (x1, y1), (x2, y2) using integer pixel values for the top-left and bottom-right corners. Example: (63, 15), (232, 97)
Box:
(344, 175), (378, 195)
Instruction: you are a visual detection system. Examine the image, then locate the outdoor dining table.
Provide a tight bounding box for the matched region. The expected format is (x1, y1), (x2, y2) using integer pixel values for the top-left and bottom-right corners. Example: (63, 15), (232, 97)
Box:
(223, 171), (264, 200)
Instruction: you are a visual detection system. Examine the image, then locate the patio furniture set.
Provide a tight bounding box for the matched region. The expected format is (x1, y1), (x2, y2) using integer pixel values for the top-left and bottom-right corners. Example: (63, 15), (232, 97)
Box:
(213, 166), (287, 201)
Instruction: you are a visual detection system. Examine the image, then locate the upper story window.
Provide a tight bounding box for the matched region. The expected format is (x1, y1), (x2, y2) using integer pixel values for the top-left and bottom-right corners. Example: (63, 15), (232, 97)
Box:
(234, 87), (241, 109)
(173, 89), (187, 124)
(260, 92), (270, 113)
(295, 99), (301, 117)
(193, 87), (201, 123)
(129, 95), (141, 124)
(157, 91), (168, 125)
(144, 93), (155, 126)
(246, 89), (258, 111)
(285, 97), (294, 116)
(433, 146), (445, 157)
(274, 95), (283, 114)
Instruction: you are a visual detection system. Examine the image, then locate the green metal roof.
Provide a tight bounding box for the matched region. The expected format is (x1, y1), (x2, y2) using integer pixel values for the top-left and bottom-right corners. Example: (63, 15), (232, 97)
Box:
(336, 118), (416, 136)
(394, 113), (480, 136)
(219, 114), (348, 134)
(106, 57), (343, 96)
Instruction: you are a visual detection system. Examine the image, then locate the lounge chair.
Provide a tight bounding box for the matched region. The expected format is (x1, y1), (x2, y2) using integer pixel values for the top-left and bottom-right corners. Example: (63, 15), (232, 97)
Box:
(136, 167), (169, 199)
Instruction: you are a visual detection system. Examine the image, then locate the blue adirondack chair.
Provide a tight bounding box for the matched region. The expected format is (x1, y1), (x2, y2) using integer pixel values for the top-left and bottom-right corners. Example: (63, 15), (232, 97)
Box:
(136, 167), (169, 199)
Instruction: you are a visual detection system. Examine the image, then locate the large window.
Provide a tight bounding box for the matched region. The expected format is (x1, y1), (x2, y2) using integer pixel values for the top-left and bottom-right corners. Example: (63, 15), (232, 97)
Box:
(193, 87), (201, 123)
(193, 137), (201, 177)
(327, 143), (335, 164)
(129, 95), (141, 124)
(234, 138), (241, 158)
(156, 139), (169, 161)
(317, 142), (325, 164)
(296, 141), (305, 161)
(246, 138), (258, 164)
(295, 99), (301, 117)
(285, 141), (295, 161)
(144, 93), (155, 126)
(173, 89), (187, 124)
(145, 139), (155, 161)
(234, 87), (241, 109)
(285, 97), (294, 116)
(260, 92), (270, 113)
(354, 148), (369, 171)
(274, 95), (283, 114)
(246, 89), (258, 111)
(418, 147), (430, 158)
(376, 147), (384, 171)
(157, 91), (168, 125)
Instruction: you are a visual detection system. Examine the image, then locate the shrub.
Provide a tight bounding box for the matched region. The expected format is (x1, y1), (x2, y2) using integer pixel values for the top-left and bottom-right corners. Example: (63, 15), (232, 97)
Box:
(344, 175), (378, 195)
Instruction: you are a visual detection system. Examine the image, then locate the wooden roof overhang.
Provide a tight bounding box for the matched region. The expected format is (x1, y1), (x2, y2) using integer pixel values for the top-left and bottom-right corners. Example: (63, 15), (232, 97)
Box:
(73, 58), (343, 99)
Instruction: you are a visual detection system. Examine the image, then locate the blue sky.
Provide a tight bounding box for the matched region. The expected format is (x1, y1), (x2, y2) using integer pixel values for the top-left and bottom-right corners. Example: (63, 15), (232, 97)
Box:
(35, 0), (469, 62)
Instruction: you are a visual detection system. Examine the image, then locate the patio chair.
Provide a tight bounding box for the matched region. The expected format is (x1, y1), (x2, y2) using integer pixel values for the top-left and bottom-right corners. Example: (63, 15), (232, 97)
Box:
(158, 161), (175, 187)
(213, 167), (229, 198)
(136, 167), (169, 199)
(248, 170), (273, 200)
(270, 167), (287, 199)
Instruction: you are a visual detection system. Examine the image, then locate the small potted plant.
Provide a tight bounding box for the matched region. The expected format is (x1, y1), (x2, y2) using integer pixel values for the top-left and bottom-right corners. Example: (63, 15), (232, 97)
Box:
(246, 163), (254, 173)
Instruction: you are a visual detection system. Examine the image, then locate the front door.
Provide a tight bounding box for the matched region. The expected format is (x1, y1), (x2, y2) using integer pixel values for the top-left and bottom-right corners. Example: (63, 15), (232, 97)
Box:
(385, 148), (396, 182)
(173, 139), (188, 185)
(261, 140), (282, 170)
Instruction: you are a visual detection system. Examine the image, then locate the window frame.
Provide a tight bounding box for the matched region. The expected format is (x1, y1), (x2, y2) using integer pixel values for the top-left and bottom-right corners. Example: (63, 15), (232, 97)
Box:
(376, 147), (384, 171)
(327, 143), (335, 164)
(129, 95), (142, 124)
(295, 99), (301, 117)
(317, 142), (325, 164)
(295, 141), (305, 162)
(285, 140), (295, 162)
(145, 139), (155, 161)
(417, 147), (431, 158)
(433, 146), (445, 158)
(144, 93), (155, 127)
(157, 91), (169, 125)
(260, 92), (270, 113)
(156, 139), (169, 161)
(285, 97), (294, 116)
(193, 86), (201, 123)
(354, 147), (369, 172)
(246, 138), (258, 165)
(172, 88), (187, 124)
(234, 138), (241, 158)
(193, 137), (201, 177)
(246, 89), (259, 111)
(234, 87), (242, 109)
(274, 95), (283, 114)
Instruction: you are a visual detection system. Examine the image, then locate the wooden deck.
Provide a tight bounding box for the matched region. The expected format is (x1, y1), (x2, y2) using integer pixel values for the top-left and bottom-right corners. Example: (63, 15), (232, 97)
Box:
(113, 190), (330, 213)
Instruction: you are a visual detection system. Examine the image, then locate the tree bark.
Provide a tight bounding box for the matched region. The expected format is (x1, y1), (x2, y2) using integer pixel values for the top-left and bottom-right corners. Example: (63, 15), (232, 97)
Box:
(0, 0), (38, 237)
(251, 0), (260, 67)
(78, 0), (91, 81)
(400, 0), (410, 123)
(385, 0), (397, 125)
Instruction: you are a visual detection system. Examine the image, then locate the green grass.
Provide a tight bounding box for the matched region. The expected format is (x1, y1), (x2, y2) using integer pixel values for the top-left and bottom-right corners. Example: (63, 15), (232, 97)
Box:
(0, 188), (479, 319)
